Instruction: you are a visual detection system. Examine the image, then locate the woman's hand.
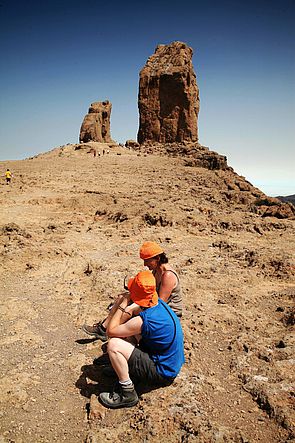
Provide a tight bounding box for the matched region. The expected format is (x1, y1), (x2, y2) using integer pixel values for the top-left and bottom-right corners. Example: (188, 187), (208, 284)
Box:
(114, 291), (130, 304)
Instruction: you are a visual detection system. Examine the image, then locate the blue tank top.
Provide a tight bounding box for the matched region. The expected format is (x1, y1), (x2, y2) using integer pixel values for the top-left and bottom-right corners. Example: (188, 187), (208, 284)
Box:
(139, 299), (185, 379)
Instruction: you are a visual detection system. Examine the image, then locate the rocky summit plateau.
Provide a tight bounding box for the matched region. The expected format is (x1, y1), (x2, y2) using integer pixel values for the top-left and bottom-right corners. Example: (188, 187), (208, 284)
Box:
(0, 41), (294, 443)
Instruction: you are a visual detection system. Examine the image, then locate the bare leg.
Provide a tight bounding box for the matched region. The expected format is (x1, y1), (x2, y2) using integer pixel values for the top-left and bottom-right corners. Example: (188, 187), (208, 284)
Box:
(107, 337), (135, 381)
(100, 337), (139, 408)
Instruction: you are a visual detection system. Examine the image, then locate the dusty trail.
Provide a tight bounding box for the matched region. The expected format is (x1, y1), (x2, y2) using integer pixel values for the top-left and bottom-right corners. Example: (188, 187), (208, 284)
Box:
(0, 146), (294, 442)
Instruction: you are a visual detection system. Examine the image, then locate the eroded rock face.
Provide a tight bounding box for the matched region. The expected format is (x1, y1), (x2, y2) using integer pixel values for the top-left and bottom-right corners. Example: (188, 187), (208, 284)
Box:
(137, 41), (200, 144)
(79, 101), (112, 143)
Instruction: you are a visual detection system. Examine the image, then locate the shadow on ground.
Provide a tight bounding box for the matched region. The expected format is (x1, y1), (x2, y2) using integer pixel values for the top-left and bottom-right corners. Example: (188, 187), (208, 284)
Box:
(76, 355), (172, 400)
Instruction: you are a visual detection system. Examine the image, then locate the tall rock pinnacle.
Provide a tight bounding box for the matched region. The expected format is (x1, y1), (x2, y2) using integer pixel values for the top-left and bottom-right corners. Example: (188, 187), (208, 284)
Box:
(79, 100), (112, 143)
(137, 41), (200, 144)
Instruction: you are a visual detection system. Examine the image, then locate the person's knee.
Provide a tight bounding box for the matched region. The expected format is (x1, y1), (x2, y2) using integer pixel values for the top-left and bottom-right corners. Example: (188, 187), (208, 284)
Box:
(107, 337), (135, 361)
(107, 337), (123, 354)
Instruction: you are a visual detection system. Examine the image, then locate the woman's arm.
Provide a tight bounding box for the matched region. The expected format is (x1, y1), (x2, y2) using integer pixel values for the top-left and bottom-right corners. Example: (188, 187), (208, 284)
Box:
(106, 293), (143, 337)
(158, 270), (177, 303)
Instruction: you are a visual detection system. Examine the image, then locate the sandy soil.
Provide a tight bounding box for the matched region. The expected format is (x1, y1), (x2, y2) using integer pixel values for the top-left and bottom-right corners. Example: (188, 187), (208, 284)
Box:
(0, 143), (294, 442)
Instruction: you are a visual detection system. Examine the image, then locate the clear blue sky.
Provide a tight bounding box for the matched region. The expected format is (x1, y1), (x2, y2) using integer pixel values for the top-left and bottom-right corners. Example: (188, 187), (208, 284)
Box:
(0, 0), (294, 196)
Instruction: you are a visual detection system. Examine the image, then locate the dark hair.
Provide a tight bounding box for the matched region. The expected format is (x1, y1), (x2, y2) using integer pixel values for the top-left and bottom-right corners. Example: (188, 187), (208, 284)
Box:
(158, 252), (168, 264)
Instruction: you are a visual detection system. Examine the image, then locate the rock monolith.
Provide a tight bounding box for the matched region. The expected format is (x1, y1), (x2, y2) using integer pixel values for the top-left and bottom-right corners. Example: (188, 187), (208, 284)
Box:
(137, 41), (200, 144)
(79, 101), (112, 143)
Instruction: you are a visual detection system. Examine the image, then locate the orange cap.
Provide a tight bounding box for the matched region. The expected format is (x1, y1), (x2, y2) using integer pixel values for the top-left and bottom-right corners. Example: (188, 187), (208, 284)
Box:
(139, 241), (163, 260)
(128, 270), (158, 308)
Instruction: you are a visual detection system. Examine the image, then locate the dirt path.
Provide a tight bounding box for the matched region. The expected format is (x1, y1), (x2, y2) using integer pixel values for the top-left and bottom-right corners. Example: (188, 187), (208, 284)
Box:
(0, 148), (294, 442)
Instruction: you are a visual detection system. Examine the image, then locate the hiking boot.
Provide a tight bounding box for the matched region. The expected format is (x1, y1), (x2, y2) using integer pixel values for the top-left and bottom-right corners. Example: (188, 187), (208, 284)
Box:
(99, 383), (139, 409)
(82, 322), (107, 341)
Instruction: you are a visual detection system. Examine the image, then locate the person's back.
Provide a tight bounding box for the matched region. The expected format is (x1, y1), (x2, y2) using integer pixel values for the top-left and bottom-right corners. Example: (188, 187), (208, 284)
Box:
(156, 269), (182, 317)
(140, 299), (184, 378)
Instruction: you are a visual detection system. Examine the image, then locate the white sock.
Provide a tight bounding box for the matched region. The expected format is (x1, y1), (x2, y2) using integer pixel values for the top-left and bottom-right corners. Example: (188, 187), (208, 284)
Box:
(119, 378), (132, 387)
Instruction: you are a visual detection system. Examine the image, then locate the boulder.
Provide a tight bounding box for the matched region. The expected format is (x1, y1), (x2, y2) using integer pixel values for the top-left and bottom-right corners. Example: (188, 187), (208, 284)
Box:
(137, 41), (200, 144)
(79, 101), (113, 143)
(125, 140), (140, 149)
(260, 203), (295, 219)
(183, 150), (228, 170)
(252, 197), (295, 219)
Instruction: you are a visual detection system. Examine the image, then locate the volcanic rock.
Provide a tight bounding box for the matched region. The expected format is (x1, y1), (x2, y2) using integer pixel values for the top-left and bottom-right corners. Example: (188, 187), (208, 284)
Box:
(125, 139), (140, 149)
(1, 145), (294, 442)
(137, 41), (200, 144)
(79, 101), (113, 143)
(277, 194), (295, 205)
(182, 148), (228, 170)
(252, 197), (295, 219)
(259, 202), (295, 219)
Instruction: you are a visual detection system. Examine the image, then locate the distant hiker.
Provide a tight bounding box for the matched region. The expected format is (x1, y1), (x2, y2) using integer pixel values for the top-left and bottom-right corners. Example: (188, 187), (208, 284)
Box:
(82, 241), (183, 341)
(103, 149), (105, 155)
(5, 168), (13, 184)
(99, 270), (185, 409)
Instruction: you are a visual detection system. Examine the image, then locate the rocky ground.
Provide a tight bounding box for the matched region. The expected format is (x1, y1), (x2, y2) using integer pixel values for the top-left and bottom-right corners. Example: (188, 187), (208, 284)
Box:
(0, 142), (294, 442)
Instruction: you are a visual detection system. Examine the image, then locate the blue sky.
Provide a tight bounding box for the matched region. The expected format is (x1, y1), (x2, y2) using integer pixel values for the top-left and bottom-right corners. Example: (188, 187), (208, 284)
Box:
(0, 0), (294, 196)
